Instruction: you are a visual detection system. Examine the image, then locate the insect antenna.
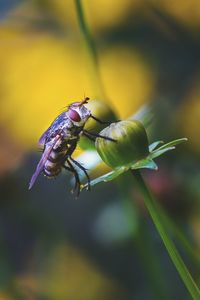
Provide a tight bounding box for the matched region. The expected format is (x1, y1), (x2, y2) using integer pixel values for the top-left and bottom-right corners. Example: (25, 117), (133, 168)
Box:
(80, 96), (90, 106)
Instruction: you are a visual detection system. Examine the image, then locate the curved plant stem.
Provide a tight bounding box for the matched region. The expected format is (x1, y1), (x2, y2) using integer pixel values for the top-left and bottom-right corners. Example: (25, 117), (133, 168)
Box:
(161, 207), (200, 270)
(132, 170), (200, 300)
(117, 174), (168, 300)
(134, 224), (169, 300)
(75, 0), (106, 99)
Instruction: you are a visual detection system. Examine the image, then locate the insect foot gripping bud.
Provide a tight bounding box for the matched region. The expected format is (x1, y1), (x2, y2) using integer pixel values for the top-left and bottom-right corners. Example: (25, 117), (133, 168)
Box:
(95, 120), (149, 169)
(79, 99), (117, 150)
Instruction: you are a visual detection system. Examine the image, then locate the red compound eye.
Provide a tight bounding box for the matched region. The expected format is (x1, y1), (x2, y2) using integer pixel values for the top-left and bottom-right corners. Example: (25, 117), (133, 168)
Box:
(68, 109), (81, 122)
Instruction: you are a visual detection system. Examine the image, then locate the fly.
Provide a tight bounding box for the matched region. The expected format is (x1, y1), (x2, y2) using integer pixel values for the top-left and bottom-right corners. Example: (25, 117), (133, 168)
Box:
(29, 97), (115, 196)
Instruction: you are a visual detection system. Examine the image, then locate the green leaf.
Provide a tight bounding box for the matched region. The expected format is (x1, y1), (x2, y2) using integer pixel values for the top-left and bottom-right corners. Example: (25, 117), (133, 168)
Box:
(149, 147), (175, 159)
(81, 137), (187, 189)
(154, 138), (187, 151)
(82, 167), (126, 189)
(149, 141), (164, 152)
(149, 138), (187, 160)
(131, 158), (158, 170)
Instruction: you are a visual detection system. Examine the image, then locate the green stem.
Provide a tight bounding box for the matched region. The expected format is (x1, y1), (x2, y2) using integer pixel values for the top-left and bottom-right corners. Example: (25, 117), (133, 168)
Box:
(117, 174), (168, 300)
(74, 0), (106, 99)
(134, 224), (169, 300)
(132, 170), (200, 300)
(161, 207), (200, 270)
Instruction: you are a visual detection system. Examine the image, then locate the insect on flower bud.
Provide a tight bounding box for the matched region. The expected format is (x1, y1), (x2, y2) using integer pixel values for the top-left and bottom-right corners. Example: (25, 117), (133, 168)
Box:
(95, 120), (149, 168)
(79, 99), (117, 150)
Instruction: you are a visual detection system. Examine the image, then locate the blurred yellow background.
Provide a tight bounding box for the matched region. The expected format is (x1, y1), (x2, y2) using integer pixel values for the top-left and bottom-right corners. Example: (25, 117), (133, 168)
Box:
(0, 1), (199, 300)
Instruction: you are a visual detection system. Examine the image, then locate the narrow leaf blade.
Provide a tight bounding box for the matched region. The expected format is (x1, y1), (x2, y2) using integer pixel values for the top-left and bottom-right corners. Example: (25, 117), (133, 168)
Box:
(82, 167), (126, 189)
(131, 158), (158, 170)
(149, 141), (164, 152)
(156, 138), (187, 151)
(149, 147), (175, 159)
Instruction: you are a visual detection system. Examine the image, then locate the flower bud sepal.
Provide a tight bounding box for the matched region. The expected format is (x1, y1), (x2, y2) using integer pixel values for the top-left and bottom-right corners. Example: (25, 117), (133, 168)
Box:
(81, 119), (187, 189)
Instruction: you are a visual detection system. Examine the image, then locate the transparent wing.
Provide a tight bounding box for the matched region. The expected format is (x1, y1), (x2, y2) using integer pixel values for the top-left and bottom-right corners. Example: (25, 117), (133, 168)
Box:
(29, 135), (61, 189)
(38, 112), (67, 146)
(38, 126), (51, 146)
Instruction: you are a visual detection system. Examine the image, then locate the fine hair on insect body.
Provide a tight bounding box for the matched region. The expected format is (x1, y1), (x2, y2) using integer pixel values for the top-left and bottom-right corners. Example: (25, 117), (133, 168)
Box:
(29, 97), (115, 196)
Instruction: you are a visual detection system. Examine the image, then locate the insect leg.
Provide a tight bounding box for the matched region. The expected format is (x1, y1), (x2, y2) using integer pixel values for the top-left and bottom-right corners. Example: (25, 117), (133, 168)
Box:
(69, 157), (91, 191)
(82, 131), (95, 142)
(90, 115), (120, 125)
(64, 159), (81, 196)
(90, 115), (111, 125)
(83, 129), (117, 142)
(63, 165), (78, 191)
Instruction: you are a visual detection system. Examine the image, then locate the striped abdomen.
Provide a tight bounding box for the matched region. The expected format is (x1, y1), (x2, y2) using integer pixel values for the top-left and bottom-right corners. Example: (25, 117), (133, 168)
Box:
(43, 147), (67, 178)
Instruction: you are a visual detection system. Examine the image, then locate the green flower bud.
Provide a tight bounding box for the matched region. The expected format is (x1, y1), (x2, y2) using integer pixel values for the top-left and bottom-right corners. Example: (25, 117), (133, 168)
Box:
(95, 120), (149, 168)
(79, 99), (117, 150)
